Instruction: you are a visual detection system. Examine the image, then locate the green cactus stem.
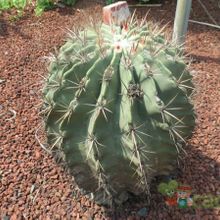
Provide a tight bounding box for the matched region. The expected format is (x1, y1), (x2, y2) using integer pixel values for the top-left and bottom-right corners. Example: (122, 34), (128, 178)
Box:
(42, 16), (196, 205)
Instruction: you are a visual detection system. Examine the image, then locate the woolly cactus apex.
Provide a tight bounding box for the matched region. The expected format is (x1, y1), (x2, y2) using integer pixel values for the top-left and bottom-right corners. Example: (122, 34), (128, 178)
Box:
(42, 16), (195, 206)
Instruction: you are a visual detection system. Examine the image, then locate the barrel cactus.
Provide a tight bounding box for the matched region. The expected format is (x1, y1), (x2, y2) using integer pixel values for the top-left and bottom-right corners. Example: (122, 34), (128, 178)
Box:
(42, 17), (195, 205)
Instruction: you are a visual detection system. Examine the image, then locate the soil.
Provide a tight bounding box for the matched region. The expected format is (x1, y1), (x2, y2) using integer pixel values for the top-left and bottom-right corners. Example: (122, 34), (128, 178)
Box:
(0, 0), (220, 219)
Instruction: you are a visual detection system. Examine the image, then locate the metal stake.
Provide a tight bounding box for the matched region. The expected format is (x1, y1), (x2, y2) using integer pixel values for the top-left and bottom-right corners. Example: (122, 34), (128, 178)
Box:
(173, 0), (192, 45)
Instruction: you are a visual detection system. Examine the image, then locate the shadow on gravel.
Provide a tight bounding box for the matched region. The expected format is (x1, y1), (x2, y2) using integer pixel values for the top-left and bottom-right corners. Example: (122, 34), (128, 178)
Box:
(0, 17), (31, 39)
(56, 6), (77, 17)
(0, 18), (8, 37)
(191, 54), (220, 65)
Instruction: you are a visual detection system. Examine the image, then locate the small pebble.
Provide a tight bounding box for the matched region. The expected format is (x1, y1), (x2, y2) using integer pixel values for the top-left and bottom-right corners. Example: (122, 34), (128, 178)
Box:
(137, 207), (148, 217)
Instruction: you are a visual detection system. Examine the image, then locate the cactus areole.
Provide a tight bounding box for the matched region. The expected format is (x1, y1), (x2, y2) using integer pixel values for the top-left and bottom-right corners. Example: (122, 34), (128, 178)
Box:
(42, 15), (195, 205)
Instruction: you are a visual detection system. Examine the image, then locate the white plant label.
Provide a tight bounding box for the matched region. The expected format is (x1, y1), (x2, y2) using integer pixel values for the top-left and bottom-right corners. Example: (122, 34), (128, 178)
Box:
(103, 1), (131, 26)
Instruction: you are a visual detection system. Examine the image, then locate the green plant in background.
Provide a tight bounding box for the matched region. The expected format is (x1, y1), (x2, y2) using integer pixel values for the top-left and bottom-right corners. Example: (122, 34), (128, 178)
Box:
(35, 0), (55, 16)
(42, 16), (195, 205)
(0, 0), (11, 10)
(35, 0), (78, 16)
(0, 0), (27, 16)
(0, 0), (26, 10)
(0, 0), (78, 17)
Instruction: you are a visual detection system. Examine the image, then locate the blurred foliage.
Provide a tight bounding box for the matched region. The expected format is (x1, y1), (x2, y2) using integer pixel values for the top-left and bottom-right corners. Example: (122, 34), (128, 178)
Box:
(0, 0), (78, 17)
(35, 0), (55, 16)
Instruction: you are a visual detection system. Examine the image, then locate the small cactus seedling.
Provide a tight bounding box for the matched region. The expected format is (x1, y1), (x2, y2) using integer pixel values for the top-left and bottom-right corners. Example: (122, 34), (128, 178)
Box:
(42, 15), (195, 205)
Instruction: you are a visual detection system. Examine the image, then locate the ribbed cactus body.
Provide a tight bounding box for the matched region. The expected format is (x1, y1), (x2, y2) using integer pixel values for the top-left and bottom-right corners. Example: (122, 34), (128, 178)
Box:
(43, 21), (195, 205)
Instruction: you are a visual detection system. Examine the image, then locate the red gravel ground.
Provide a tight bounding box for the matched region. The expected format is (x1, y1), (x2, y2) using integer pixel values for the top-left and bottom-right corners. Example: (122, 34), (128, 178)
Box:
(0, 0), (219, 219)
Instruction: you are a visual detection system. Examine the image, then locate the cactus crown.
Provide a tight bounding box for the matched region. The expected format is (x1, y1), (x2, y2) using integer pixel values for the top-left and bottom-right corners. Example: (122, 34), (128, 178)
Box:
(42, 16), (195, 205)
